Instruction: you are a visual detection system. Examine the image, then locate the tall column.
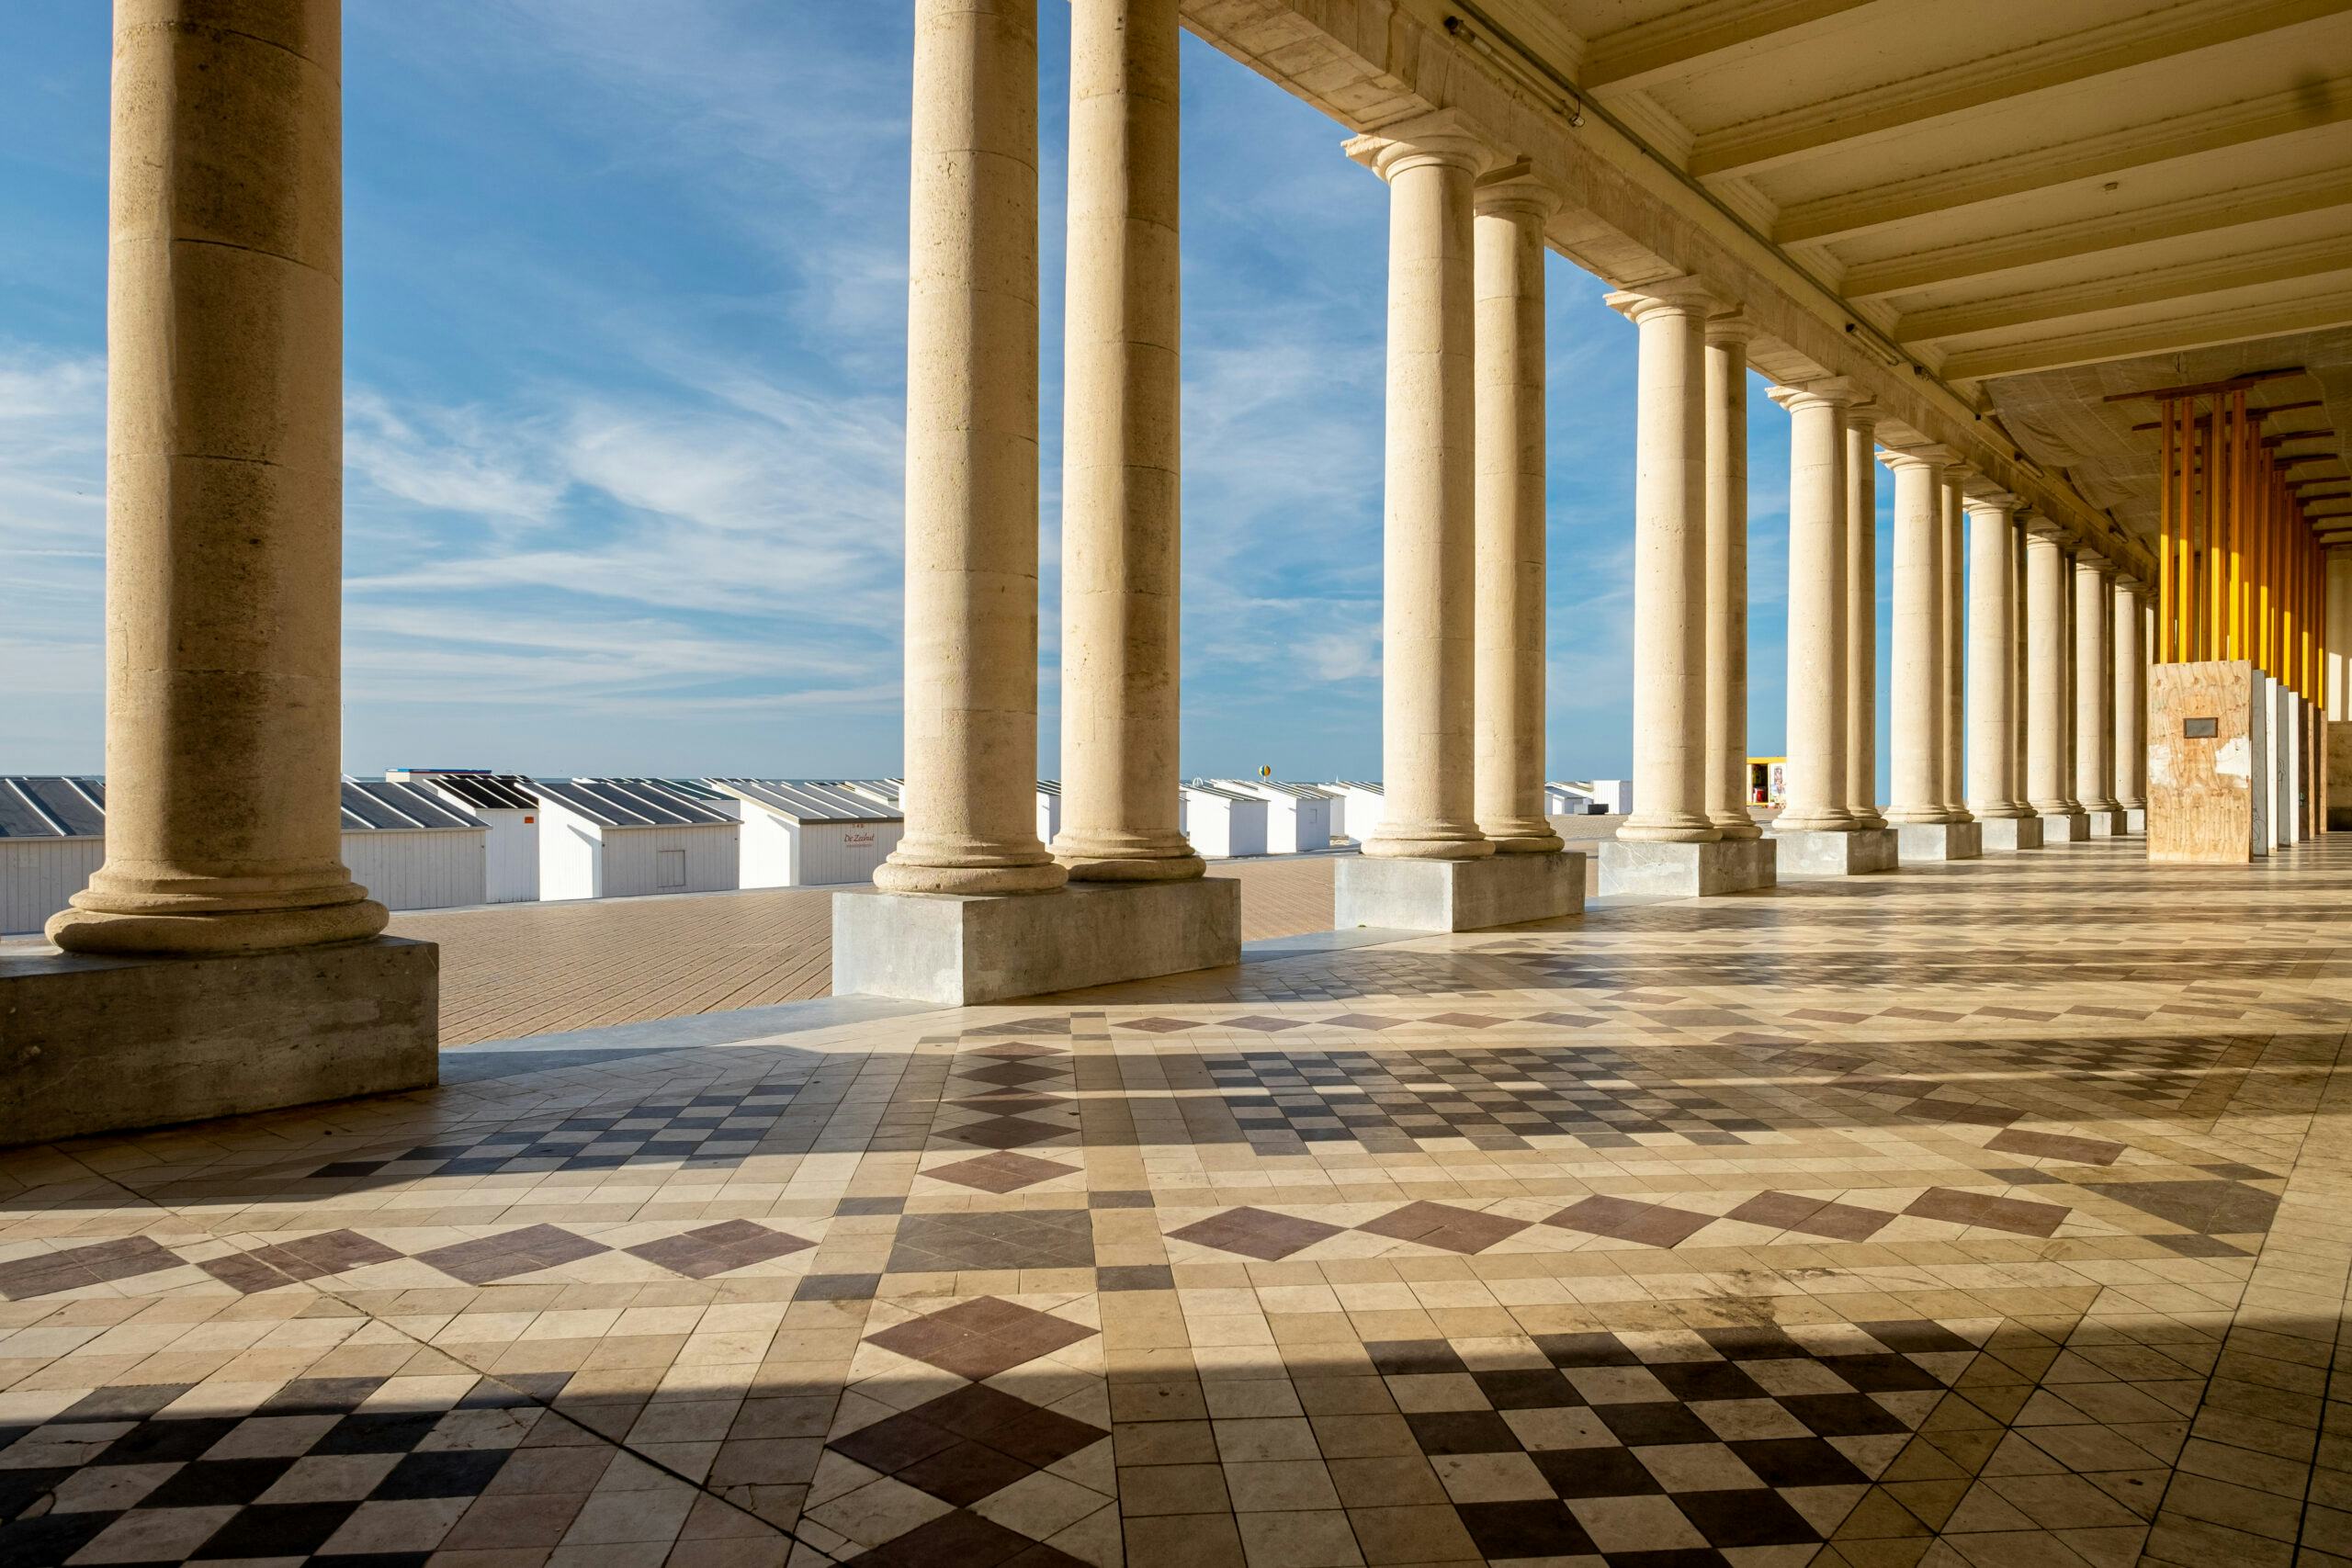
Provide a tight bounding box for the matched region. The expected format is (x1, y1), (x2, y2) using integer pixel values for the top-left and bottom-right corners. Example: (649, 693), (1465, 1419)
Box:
(1939, 468), (1973, 820)
(1883, 450), (1950, 824)
(1844, 410), (1886, 829)
(1773, 380), (1857, 833)
(1965, 495), (2027, 818)
(51, 0), (384, 954)
(1611, 278), (1723, 842)
(2075, 552), (2118, 812)
(2060, 547), (2084, 814)
(876, 0), (1065, 897)
(1472, 170), (1565, 853)
(1055, 0), (1201, 882)
(2113, 574), (2147, 812)
(2012, 518), (2030, 808)
(1703, 314), (1759, 840)
(1351, 114), (1494, 859)
(2025, 521), (2075, 818)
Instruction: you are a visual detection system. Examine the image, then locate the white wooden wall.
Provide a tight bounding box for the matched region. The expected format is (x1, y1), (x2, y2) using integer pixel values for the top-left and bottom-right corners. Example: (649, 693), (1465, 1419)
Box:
(481, 809), (539, 903)
(340, 829), (488, 912)
(0, 839), (105, 935)
(600, 824), (740, 897)
(799, 818), (901, 886)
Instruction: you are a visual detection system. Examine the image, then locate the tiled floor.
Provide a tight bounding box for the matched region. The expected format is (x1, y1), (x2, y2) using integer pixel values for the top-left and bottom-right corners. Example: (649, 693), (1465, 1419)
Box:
(388, 855), (1351, 1045)
(4, 834), (2348, 1566)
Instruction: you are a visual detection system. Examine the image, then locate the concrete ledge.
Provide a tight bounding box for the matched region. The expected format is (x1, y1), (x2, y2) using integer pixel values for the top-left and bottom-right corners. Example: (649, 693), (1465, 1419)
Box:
(1772, 826), (1899, 877)
(832, 877), (1240, 1006)
(1335, 851), (1585, 932)
(1597, 838), (1775, 897)
(1978, 817), (2045, 852)
(0, 937), (438, 1147)
(2084, 808), (2131, 838)
(1895, 821), (1983, 861)
(2038, 811), (2092, 841)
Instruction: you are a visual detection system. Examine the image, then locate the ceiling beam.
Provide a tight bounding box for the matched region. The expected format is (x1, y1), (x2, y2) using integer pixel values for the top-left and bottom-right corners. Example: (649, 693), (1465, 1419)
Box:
(1775, 82), (2352, 246)
(1892, 241), (2352, 345)
(1690, 0), (2352, 181)
(1840, 173), (2352, 302)
(1940, 289), (2352, 380)
(1580, 0), (1882, 94)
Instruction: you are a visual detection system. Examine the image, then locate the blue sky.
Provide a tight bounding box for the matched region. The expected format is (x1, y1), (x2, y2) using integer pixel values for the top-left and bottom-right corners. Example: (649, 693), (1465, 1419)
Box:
(0, 2), (1900, 785)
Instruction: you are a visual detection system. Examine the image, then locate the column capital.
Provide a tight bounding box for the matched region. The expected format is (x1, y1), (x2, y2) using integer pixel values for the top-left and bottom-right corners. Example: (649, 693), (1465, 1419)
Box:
(1345, 108), (1496, 181)
(1766, 376), (1861, 413)
(2022, 512), (2075, 544)
(1704, 307), (1758, 346)
(1879, 443), (1960, 474)
(1941, 461), (1977, 487)
(2075, 549), (2113, 574)
(1963, 491), (2022, 517)
(1473, 160), (1563, 220)
(1605, 274), (1721, 325)
(2115, 572), (2149, 593)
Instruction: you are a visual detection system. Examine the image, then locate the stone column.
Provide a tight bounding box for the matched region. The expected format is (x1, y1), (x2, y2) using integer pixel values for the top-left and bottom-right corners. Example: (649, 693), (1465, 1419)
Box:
(2075, 552), (2119, 814)
(1883, 450), (1950, 825)
(2114, 574), (2147, 813)
(1939, 468), (1973, 821)
(1054, 0), (1201, 883)
(1472, 169), (1564, 853)
(876, 0), (1065, 897)
(1965, 495), (2028, 818)
(1704, 313), (1760, 840)
(1844, 409), (1886, 829)
(1611, 278), (1723, 843)
(2012, 518), (2030, 808)
(2025, 521), (2075, 819)
(1773, 381), (1857, 833)
(51, 0), (386, 954)
(1351, 114), (1494, 859)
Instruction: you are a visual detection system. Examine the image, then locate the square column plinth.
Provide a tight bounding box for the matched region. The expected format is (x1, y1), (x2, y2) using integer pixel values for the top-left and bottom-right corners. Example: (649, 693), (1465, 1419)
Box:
(1771, 827), (1898, 877)
(2039, 811), (2092, 842)
(2085, 808), (2130, 838)
(832, 878), (1240, 1006)
(1335, 852), (1585, 932)
(2124, 808), (2147, 834)
(1895, 821), (1982, 862)
(1978, 817), (2045, 852)
(1597, 838), (1774, 897)
(0, 937), (438, 1147)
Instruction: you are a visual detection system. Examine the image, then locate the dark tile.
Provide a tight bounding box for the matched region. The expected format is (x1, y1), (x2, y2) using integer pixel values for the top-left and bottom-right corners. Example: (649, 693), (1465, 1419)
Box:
(90, 1415), (243, 1466)
(1087, 1190), (1154, 1209)
(1819, 1353), (1945, 1393)
(188, 1499), (360, 1559)
(372, 1448), (511, 1499)
(1535, 1333), (1640, 1369)
(1857, 1320), (1975, 1357)
(833, 1411), (960, 1474)
(1904, 1187), (2070, 1238)
(1472, 1370), (1581, 1410)
(835, 1196), (908, 1216)
(1648, 1361), (1770, 1404)
(1593, 1401), (1716, 1447)
(1405, 1410), (1519, 1454)
(1987, 1127), (2127, 1166)
(1097, 1265), (1175, 1292)
(1778, 1393), (1909, 1438)
(797, 1272), (882, 1301)
(1367, 1340), (1469, 1377)
(866, 1297), (1098, 1382)
(926, 1152), (1079, 1194)
(897, 1438), (1035, 1505)
(1453, 1499), (1599, 1559)
(1727, 1437), (1869, 1488)
(414, 1224), (608, 1285)
(314, 1411), (444, 1454)
(626, 1222), (812, 1280)
(1167, 1206), (1341, 1261)
(260, 1377), (390, 1416)
(0, 1235), (183, 1301)
(1673, 1485), (1821, 1547)
(842, 1506), (1045, 1568)
(1531, 1444), (1665, 1497)
(941, 1115), (1070, 1151)
(887, 1211), (1095, 1273)
(0, 1509), (119, 1565)
(1356, 1200), (1529, 1254)
(1697, 1327), (1808, 1361)
(141, 1455), (298, 1506)
(1725, 1190), (1893, 1242)
(1543, 1194), (1715, 1248)
(56, 1383), (198, 1423)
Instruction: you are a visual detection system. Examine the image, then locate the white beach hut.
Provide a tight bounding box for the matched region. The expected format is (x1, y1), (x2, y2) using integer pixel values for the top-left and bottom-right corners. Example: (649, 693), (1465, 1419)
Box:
(337, 778), (491, 911)
(534, 778), (740, 901)
(1181, 784), (1269, 859)
(1035, 779), (1061, 844)
(708, 779), (903, 887)
(389, 770), (540, 903)
(1318, 781), (1385, 845)
(0, 776), (107, 935)
(1216, 779), (1334, 854)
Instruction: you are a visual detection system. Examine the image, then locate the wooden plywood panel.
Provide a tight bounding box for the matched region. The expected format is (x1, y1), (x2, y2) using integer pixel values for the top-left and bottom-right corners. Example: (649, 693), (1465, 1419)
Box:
(2148, 660), (2256, 864)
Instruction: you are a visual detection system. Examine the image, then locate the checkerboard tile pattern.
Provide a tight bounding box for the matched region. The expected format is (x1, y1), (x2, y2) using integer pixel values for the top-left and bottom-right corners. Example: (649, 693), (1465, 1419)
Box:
(7, 837), (2352, 1567)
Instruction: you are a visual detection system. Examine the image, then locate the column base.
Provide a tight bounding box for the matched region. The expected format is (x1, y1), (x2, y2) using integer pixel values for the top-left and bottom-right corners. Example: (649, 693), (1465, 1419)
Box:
(2084, 808), (2130, 838)
(1895, 821), (1982, 862)
(1978, 817), (2045, 852)
(1770, 826), (1899, 877)
(831, 877), (1239, 1006)
(1597, 837), (1774, 897)
(0, 938), (438, 1147)
(1335, 851), (1584, 932)
(2123, 807), (2146, 834)
(2038, 810), (2092, 842)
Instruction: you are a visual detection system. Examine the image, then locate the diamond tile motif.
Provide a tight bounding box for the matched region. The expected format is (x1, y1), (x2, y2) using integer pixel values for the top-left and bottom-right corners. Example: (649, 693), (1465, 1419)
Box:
(620, 1219), (812, 1279)
(1724, 1191), (1895, 1242)
(1355, 1200), (1530, 1254)
(1167, 1205), (1344, 1260)
(414, 1224), (611, 1284)
(1544, 1194), (1719, 1248)
(829, 1384), (1105, 1506)
(865, 1297), (1098, 1382)
(0, 1236), (185, 1301)
(885, 1211), (1096, 1272)
(922, 1151), (1079, 1193)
